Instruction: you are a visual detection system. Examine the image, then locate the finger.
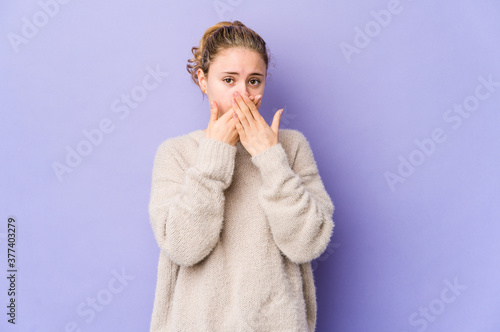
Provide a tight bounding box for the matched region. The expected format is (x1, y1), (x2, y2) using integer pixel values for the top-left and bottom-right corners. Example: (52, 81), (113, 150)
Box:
(254, 95), (262, 110)
(256, 99), (261, 109)
(214, 106), (238, 127)
(209, 100), (218, 125)
(241, 93), (266, 126)
(271, 108), (283, 134)
(233, 92), (257, 122)
(231, 97), (251, 131)
(232, 113), (245, 138)
(227, 109), (239, 127)
(249, 95), (260, 109)
(241, 92), (259, 118)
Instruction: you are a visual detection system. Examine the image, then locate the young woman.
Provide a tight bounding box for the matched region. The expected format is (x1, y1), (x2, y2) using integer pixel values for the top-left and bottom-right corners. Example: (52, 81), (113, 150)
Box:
(148, 20), (334, 332)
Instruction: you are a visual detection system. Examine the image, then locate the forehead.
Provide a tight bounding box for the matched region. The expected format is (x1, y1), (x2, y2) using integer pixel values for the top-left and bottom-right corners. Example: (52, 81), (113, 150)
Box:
(210, 47), (266, 74)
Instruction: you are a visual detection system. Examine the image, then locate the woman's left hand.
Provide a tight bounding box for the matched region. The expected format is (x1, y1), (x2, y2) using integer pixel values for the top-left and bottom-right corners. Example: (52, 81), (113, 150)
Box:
(231, 91), (283, 157)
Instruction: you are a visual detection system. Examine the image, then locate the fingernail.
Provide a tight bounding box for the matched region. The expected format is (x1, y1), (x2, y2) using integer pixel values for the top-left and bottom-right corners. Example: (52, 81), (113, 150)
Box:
(280, 109), (284, 115)
(233, 91), (238, 97)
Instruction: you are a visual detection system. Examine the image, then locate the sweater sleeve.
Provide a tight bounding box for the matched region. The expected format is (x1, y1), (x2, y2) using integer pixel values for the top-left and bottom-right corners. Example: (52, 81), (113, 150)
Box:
(250, 131), (334, 264)
(148, 137), (237, 267)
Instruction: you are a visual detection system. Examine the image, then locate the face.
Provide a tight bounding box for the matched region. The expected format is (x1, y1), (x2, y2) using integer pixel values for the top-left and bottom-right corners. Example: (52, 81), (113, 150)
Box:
(197, 47), (266, 117)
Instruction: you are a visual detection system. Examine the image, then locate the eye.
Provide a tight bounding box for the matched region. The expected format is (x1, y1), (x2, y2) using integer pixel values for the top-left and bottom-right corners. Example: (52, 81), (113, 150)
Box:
(249, 78), (261, 86)
(223, 77), (234, 84)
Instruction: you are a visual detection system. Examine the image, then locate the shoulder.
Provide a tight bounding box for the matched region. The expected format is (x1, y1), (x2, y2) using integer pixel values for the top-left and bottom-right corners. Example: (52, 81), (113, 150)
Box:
(278, 128), (308, 143)
(155, 129), (204, 156)
(278, 128), (310, 153)
(278, 129), (317, 167)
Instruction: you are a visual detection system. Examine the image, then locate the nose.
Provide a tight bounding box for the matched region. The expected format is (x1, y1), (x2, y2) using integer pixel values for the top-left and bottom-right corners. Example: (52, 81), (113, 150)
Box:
(236, 84), (250, 98)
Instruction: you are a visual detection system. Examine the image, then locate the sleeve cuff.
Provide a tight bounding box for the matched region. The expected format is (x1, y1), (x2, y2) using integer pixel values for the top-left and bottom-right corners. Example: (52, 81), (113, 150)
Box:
(251, 143), (291, 181)
(195, 137), (237, 184)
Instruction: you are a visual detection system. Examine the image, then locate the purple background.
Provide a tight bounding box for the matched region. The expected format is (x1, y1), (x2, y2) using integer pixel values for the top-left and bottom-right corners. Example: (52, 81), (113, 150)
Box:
(2, 0), (500, 331)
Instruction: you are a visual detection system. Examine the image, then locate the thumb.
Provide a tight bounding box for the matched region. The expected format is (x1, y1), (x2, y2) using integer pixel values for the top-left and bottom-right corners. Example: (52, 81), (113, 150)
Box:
(271, 108), (283, 134)
(209, 100), (219, 124)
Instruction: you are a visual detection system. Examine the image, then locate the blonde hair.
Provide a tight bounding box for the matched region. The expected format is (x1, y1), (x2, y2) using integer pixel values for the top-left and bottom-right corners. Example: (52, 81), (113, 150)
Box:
(186, 20), (271, 96)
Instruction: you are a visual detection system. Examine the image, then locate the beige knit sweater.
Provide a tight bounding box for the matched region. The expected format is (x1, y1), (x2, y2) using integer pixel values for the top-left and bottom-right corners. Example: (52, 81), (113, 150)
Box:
(148, 128), (334, 332)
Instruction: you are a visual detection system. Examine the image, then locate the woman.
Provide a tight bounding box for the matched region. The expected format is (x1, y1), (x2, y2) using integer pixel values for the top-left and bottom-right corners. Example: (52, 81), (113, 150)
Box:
(148, 20), (334, 332)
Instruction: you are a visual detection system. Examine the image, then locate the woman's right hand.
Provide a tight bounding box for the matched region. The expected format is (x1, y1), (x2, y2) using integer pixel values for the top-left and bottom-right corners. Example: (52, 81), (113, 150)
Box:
(205, 95), (261, 146)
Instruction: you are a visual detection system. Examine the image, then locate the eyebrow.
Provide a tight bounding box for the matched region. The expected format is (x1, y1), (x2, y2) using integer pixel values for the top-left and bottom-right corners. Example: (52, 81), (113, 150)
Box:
(220, 71), (264, 77)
